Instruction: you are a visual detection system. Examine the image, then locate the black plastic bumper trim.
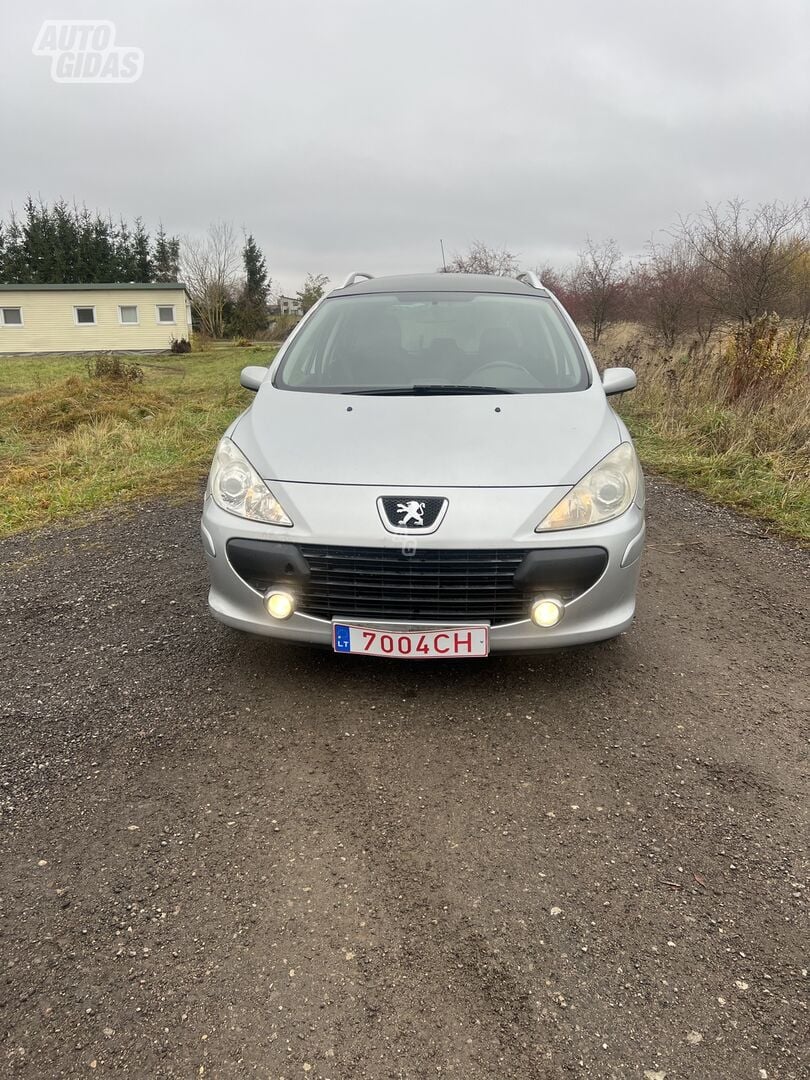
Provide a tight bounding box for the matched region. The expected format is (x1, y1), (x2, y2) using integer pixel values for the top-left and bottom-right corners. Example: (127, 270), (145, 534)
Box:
(512, 546), (608, 592)
(226, 540), (310, 588)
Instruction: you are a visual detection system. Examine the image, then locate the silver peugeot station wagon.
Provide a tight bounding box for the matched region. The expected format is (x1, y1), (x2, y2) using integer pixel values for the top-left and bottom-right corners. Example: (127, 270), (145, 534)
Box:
(201, 271), (645, 658)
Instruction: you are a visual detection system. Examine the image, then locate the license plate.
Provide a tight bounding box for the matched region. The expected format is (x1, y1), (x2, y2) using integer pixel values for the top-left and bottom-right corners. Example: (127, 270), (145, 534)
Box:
(332, 623), (489, 658)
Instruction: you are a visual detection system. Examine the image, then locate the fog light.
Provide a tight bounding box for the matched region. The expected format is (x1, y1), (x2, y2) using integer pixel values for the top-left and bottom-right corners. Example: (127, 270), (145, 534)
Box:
(530, 596), (564, 628)
(264, 589), (295, 620)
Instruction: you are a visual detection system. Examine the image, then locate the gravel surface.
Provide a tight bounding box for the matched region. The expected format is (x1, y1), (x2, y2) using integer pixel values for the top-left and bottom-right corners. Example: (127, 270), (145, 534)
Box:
(0, 478), (807, 1079)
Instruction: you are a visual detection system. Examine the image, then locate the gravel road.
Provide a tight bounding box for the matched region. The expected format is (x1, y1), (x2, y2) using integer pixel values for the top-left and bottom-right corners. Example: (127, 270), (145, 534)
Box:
(0, 479), (807, 1079)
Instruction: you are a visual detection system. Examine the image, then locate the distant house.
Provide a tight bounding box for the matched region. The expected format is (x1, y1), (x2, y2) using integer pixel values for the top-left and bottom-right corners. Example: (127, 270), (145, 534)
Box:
(0, 283), (193, 354)
(277, 295), (303, 316)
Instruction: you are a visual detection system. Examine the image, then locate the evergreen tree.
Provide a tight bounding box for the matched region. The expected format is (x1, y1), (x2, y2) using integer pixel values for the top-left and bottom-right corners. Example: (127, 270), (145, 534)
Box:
(90, 213), (117, 281)
(243, 234), (269, 304)
(51, 200), (79, 282)
(166, 236), (180, 281)
(116, 217), (139, 281)
(132, 218), (153, 281)
(232, 234), (270, 336)
(22, 197), (52, 283)
(74, 205), (96, 282)
(153, 224), (179, 281)
(0, 212), (26, 282)
(0, 197), (180, 283)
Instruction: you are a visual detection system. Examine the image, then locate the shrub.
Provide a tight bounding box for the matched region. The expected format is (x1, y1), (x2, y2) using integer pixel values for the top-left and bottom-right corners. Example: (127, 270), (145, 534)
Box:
(192, 332), (212, 352)
(86, 355), (144, 383)
(235, 337), (252, 347)
(267, 314), (300, 342)
(170, 336), (192, 354)
(723, 314), (803, 400)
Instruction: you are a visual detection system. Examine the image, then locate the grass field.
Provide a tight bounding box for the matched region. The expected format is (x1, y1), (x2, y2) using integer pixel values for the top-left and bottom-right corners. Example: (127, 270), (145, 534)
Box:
(621, 417), (809, 539)
(597, 326), (810, 542)
(0, 346), (275, 538)
(0, 340), (807, 541)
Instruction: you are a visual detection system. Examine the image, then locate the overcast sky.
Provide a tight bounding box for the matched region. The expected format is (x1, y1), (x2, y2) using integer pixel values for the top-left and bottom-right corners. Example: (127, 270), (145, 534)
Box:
(1, 0), (809, 294)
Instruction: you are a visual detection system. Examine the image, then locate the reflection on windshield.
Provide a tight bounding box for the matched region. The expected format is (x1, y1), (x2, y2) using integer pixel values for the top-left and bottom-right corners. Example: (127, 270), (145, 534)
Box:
(275, 292), (589, 394)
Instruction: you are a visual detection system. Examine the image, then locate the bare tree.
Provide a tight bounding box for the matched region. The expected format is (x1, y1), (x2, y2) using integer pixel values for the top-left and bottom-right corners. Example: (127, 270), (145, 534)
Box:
(571, 237), (625, 343)
(785, 248), (810, 349)
(441, 241), (519, 276)
(640, 238), (712, 348)
(674, 198), (810, 325)
(533, 262), (566, 293)
(181, 221), (241, 338)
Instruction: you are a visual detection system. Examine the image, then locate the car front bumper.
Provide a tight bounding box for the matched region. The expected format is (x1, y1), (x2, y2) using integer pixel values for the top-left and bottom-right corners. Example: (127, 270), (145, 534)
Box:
(201, 482), (645, 653)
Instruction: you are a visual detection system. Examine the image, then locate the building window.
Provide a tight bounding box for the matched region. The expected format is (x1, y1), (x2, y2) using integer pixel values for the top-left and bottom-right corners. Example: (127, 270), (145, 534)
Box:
(118, 304), (139, 325)
(1, 307), (23, 326)
(74, 306), (96, 325)
(156, 304), (176, 324)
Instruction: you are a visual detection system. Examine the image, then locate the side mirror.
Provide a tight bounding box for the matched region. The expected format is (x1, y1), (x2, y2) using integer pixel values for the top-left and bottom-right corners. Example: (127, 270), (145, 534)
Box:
(240, 365), (267, 392)
(601, 367), (637, 396)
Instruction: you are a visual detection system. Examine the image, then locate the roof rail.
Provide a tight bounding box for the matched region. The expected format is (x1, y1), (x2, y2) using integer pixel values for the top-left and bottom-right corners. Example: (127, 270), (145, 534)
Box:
(341, 271), (375, 288)
(516, 270), (543, 289)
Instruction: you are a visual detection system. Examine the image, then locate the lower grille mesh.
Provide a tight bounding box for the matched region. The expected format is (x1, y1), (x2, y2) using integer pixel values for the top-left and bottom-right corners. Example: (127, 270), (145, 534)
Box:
(297, 544), (530, 624)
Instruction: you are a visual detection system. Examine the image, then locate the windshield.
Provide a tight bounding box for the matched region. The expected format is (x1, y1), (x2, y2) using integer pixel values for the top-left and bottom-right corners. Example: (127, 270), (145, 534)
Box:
(273, 292), (589, 394)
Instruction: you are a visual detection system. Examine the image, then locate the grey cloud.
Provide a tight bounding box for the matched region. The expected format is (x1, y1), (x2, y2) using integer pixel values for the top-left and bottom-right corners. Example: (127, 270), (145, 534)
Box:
(1, 0), (808, 292)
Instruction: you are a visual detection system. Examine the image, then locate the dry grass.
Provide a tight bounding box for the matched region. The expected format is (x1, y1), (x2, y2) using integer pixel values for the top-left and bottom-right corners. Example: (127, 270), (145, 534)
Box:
(0, 347), (276, 537)
(594, 324), (810, 540)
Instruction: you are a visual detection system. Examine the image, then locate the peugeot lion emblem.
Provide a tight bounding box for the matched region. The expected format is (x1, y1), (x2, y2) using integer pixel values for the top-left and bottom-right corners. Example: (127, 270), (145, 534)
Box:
(396, 500), (425, 527)
(377, 495), (449, 535)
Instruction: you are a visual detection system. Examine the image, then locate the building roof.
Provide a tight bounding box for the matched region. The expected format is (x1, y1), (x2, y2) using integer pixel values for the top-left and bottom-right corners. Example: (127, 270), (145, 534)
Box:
(331, 273), (550, 297)
(0, 282), (190, 294)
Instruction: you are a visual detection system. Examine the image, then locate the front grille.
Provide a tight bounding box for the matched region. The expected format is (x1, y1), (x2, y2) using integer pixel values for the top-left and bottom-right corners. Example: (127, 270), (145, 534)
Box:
(297, 544), (531, 624)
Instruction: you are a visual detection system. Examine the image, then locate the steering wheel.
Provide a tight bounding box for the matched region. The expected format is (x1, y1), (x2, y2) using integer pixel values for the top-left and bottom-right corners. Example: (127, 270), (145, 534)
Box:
(463, 360), (537, 383)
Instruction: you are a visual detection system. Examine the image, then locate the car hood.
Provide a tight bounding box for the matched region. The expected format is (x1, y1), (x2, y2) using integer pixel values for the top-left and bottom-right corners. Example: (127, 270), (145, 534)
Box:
(233, 385), (620, 488)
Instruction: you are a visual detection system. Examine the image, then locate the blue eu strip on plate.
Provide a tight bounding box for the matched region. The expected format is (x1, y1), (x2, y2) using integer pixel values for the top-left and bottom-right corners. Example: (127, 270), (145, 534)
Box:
(334, 624), (351, 652)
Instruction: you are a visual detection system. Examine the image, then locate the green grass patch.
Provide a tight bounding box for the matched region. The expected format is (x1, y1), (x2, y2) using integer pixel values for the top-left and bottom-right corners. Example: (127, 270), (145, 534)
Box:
(0, 346), (276, 537)
(0, 353), (99, 394)
(621, 404), (810, 542)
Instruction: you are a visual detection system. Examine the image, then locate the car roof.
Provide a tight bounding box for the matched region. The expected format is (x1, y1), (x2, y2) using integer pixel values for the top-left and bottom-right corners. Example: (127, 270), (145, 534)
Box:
(330, 272), (550, 298)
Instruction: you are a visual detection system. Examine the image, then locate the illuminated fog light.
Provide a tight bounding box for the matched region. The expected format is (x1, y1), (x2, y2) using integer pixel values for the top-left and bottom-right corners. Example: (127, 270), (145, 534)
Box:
(530, 597), (564, 628)
(264, 590), (295, 620)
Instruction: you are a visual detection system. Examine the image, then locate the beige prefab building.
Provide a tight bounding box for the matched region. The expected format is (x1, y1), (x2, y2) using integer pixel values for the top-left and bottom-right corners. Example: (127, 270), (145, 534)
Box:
(0, 283), (193, 354)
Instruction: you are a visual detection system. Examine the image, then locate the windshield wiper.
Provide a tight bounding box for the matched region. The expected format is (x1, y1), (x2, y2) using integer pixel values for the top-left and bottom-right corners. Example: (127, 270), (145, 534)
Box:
(344, 384), (514, 396)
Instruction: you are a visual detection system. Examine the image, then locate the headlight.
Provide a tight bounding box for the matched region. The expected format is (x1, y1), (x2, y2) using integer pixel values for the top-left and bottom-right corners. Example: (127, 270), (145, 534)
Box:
(536, 442), (639, 531)
(208, 437), (292, 526)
